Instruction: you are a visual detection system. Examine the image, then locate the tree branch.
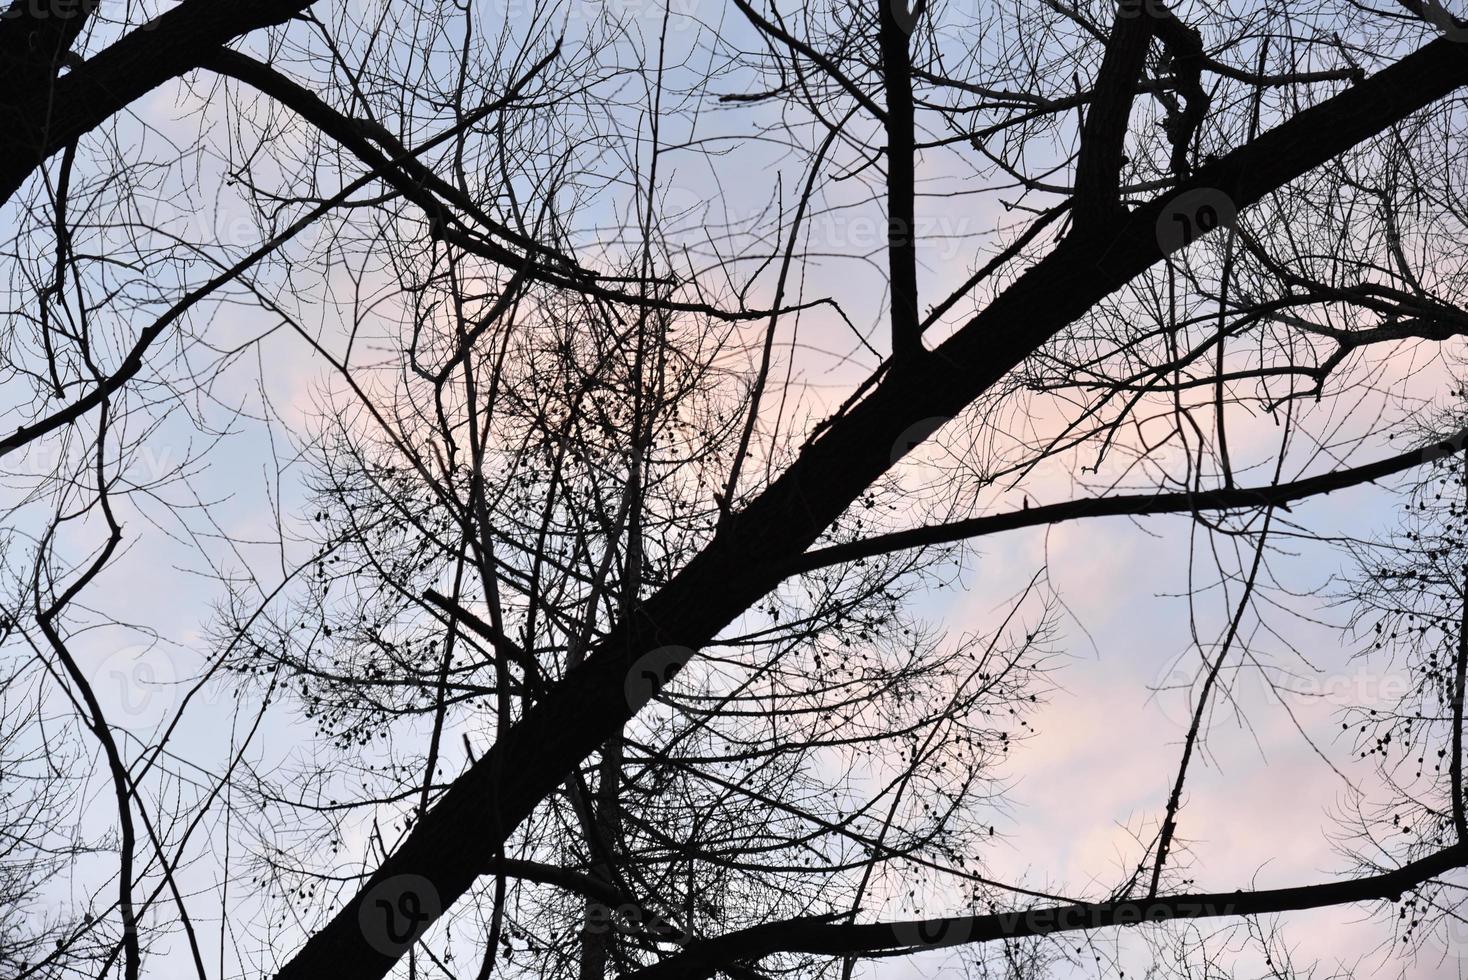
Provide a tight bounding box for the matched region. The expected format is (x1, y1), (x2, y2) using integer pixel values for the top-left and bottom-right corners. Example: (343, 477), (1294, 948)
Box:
(784, 428), (1468, 575)
(879, 0), (920, 359)
(0, 0), (319, 204)
(619, 843), (1468, 980)
(274, 36), (1468, 980)
(1072, 4), (1154, 226)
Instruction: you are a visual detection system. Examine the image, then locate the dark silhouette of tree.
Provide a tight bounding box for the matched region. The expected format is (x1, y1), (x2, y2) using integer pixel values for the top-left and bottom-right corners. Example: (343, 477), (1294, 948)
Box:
(6, 0), (1468, 978)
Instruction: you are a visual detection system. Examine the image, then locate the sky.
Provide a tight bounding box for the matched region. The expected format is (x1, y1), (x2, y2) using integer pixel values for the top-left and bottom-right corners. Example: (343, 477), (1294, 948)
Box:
(5, 1), (1468, 978)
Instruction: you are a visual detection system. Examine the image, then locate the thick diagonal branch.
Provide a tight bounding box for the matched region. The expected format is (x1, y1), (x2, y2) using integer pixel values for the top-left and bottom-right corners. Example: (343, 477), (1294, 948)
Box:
(274, 36), (1468, 980)
(0, 0), (318, 205)
(0, 0), (98, 91)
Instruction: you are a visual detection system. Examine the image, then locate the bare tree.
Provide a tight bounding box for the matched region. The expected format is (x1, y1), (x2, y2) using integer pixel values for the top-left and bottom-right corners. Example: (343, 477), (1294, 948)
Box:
(7, 0), (1468, 978)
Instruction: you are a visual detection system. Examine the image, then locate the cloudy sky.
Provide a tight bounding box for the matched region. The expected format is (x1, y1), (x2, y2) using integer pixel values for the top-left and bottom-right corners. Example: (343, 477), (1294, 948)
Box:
(7, 2), (1468, 978)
